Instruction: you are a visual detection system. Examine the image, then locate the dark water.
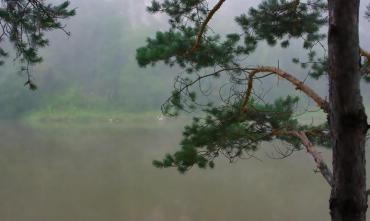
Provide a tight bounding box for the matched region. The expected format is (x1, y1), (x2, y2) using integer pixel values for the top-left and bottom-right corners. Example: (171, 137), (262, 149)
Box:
(0, 121), (336, 220)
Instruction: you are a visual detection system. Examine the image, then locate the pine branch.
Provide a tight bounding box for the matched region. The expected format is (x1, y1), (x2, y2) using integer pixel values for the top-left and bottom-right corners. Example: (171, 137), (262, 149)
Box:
(240, 66), (330, 113)
(289, 131), (333, 187)
(189, 0), (226, 54)
(162, 66), (329, 115)
(270, 129), (333, 186)
(240, 72), (255, 113)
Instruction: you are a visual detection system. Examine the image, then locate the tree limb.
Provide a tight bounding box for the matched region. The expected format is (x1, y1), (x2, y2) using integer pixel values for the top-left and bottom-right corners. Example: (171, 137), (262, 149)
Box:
(360, 47), (370, 62)
(290, 131), (333, 187)
(189, 0), (226, 54)
(271, 130), (333, 187)
(241, 66), (330, 113)
(163, 66), (329, 114)
(240, 72), (255, 113)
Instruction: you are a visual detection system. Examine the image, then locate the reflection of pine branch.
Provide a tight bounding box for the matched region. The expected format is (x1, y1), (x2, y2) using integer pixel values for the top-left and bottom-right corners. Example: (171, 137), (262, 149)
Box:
(366, 4), (370, 21)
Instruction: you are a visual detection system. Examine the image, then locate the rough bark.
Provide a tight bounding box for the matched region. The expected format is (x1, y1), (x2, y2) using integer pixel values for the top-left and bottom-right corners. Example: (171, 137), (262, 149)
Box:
(328, 1), (368, 220)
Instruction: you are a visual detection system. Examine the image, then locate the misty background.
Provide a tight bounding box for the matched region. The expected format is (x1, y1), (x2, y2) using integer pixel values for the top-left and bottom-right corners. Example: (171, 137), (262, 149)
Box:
(0, 1), (369, 221)
(0, 0), (368, 119)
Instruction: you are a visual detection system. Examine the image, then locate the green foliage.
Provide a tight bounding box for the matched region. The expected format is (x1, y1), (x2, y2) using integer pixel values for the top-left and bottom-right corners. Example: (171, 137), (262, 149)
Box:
(0, 1), (175, 118)
(138, 0), (336, 173)
(153, 96), (329, 172)
(136, 28), (242, 70)
(309, 57), (327, 79)
(0, 0), (75, 85)
(147, 0), (208, 28)
(235, 0), (326, 48)
(138, 0), (327, 72)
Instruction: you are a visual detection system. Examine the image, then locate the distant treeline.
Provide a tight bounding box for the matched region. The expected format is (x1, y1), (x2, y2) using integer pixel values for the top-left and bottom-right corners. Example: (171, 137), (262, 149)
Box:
(0, 0), (173, 118)
(3, 0), (365, 119)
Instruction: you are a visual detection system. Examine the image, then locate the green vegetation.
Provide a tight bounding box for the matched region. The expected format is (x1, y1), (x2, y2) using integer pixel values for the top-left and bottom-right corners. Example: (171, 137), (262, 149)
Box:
(22, 109), (178, 129)
(137, 0), (331, 171)
(0, 0), (334, 124)
(138, 0), (370, 220)
(0, 0), (173, 121)
(0, 0), (75, 89)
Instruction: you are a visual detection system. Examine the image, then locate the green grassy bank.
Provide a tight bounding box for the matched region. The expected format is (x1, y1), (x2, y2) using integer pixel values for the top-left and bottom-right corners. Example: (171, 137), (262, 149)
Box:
(22, 108), (187, 129)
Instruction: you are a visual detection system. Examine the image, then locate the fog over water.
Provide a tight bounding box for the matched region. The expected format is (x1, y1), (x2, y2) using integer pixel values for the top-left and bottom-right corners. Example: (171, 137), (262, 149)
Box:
(0, 121), (333, 221)
(0, 0), (370, 220)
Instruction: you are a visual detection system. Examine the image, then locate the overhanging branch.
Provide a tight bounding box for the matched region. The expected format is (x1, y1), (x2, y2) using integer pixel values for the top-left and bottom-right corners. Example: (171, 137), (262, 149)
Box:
(163, 66), (329, 114)
(272, 130), (333, 187)
(240, 72), (255, 113)
(290, 131), (333, 187)
(189, 0), (226, 54)
(241, 66), (330, 113)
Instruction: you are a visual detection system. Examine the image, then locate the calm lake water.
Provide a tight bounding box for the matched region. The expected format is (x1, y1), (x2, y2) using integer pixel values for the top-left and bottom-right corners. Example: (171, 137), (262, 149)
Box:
(0, 120), (348, 221)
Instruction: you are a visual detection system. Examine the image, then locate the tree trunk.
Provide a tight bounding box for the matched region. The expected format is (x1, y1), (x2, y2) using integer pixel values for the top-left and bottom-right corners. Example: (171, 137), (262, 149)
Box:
(328, 0), (368, 221)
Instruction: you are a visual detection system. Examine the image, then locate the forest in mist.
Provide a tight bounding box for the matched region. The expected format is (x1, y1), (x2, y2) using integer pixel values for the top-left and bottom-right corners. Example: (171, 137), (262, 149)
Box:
(0, 1), (370, 220)
(0, 0), (172, 118)
(0, 0), (369, 119)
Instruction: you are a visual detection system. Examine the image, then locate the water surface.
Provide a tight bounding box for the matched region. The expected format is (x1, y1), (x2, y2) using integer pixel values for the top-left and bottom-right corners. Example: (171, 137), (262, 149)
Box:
(0, 120), (336, 221)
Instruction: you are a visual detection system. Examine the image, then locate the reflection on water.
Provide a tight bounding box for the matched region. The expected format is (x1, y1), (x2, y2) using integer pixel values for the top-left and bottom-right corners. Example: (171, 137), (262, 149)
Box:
(0, 121), (341, 221)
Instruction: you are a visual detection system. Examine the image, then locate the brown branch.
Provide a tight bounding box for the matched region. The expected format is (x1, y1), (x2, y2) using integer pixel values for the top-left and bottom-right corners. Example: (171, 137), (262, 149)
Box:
(241, 72), (255, 113)
(271, 130), (333, 186)
(290, 131), (333, 187)
(360, 47), (370, 75)
(164, 66), (329, 114)
(240, 66), (330, 113)
(360, 47), (370, 62)
(272, 130), (333, 186)
(189, 0), (226, 54)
